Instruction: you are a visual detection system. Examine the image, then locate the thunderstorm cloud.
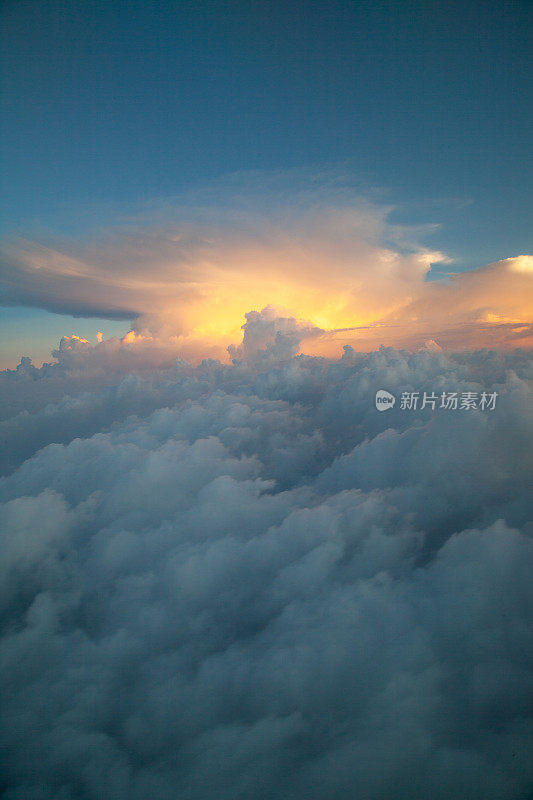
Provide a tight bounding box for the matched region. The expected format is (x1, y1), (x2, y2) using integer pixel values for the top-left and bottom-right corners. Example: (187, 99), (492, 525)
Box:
(2, 179), (532, 358)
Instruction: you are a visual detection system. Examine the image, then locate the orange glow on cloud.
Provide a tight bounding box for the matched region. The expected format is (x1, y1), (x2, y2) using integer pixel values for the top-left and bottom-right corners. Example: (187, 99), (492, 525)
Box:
(1, 202), (532, 363)
(118, 253), (533, 359)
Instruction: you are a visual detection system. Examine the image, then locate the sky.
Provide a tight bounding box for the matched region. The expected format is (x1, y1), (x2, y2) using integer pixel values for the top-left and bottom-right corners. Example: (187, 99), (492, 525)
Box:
(1, 4), (533, 798)
(1, 0), (532, 367)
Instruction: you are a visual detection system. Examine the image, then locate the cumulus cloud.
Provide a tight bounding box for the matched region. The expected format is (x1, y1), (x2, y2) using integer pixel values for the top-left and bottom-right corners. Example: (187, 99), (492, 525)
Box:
(0, 325), (532, 798)
(227, 306), (324, 363)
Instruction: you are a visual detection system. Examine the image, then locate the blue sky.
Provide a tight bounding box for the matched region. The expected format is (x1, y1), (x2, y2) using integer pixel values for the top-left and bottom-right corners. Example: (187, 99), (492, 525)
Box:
(1, 0), (532, 365)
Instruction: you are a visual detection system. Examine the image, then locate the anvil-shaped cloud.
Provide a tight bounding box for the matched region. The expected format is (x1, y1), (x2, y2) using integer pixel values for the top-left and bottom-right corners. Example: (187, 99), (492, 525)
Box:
(2, 181), (531, 359)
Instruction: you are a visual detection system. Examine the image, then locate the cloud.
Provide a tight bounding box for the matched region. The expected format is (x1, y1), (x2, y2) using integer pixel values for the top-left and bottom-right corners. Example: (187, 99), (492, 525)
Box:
(227, 306), (324, 363)
(2, 174), (530, 356)
(0, 332), (532, 799)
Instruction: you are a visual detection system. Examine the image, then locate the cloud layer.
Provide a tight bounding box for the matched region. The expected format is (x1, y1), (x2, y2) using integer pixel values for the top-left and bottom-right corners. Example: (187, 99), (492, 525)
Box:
(1, 322), (532, 799)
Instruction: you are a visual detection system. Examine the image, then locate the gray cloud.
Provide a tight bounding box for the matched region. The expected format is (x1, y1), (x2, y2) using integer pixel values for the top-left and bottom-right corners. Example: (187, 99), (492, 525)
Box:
(0, 324), (532, 799)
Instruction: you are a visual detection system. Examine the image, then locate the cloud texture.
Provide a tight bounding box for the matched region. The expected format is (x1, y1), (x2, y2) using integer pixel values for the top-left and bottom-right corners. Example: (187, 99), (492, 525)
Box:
(1, 317), (532, 799)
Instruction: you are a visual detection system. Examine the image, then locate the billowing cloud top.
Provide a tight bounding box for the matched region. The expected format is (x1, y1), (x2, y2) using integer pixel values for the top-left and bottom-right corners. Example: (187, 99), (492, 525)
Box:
(1, 316), (532, 798)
